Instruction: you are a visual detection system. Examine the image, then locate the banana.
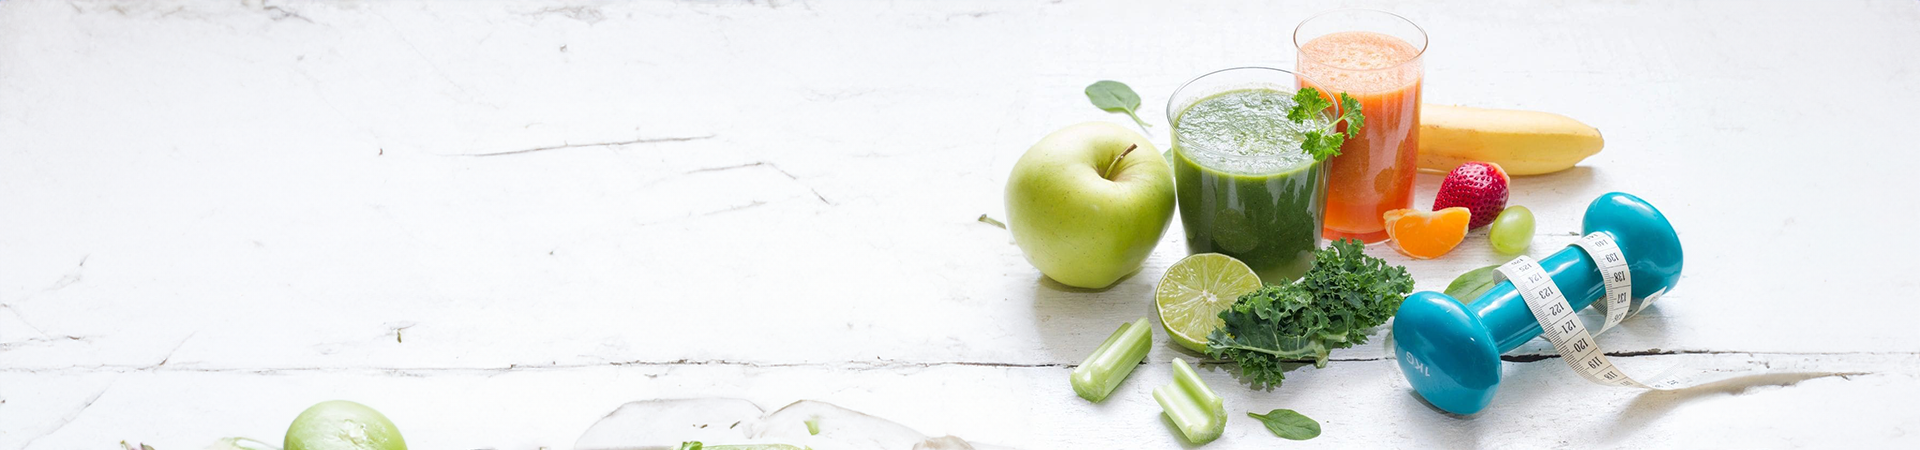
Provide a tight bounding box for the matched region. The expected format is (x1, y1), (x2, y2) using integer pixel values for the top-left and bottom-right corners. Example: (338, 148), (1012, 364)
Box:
(1418, 104), (1603, 175)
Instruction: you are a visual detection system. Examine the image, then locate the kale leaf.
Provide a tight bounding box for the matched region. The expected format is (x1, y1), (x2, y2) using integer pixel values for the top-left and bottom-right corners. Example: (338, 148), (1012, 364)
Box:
(1204, 239), (1414, 388)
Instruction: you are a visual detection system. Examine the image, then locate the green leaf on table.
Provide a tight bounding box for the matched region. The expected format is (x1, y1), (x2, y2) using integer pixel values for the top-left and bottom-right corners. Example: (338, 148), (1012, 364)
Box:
(1249, 409), (1321, 440)
(1085, 80), (1151, 130)
(679, 442), (703, 450)
(1444, 265), (1504, 304)
(805, 416), (821, 435)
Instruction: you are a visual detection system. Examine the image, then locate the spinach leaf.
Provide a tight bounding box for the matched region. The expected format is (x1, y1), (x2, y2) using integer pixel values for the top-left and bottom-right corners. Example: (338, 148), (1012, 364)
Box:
(1085, 80), (1152, 130)
(1444, 265), (1503, 304)
(1249, 409), (1321, 440)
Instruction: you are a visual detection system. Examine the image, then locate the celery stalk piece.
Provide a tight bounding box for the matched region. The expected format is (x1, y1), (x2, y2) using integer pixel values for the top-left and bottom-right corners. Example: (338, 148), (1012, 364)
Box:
(1154, 358), (1226, 444)
(1070, 317), (1154, 402)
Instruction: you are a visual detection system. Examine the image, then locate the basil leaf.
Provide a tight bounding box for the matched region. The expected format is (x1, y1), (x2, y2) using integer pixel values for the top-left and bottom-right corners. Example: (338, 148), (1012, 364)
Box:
(1444, 265), (1504, 304)
(1248, 409), (1320, 440)
(1084, 80), (1151, 130)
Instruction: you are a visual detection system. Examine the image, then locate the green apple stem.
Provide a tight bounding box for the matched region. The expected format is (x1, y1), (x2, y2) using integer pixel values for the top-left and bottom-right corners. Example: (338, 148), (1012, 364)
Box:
(1101, 144), (1138, 181)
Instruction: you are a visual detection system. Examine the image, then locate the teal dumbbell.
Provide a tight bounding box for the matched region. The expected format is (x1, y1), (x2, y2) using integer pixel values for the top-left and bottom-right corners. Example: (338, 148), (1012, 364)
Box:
(1391, 192), (1684, 415)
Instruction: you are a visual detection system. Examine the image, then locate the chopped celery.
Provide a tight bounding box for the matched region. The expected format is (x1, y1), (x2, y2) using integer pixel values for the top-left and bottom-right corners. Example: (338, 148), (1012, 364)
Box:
(1070, 317), (1154, 402)
(1154, 359), (1226, 444)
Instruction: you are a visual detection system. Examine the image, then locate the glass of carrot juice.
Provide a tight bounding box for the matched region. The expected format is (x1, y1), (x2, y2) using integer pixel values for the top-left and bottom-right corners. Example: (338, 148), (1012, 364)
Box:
(1294, 9), (1427, 244)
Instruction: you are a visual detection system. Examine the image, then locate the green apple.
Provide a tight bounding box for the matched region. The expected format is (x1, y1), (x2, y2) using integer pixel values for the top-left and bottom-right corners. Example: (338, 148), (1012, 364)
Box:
(285, 400), (408, 450)
(1006, 122), (1175, 289)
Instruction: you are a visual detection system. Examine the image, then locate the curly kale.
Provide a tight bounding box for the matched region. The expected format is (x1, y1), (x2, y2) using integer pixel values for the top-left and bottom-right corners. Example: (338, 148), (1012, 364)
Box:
(1204, 239), (1414, 388)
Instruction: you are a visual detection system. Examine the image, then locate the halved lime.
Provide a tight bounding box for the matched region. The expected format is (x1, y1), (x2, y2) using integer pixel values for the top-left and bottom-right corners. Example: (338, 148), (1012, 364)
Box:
(1156, 253), (1263, 353)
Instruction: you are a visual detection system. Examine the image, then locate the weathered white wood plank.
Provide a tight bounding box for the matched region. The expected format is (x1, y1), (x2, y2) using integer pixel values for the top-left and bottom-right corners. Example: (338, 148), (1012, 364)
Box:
(6, 353), (1918, 448)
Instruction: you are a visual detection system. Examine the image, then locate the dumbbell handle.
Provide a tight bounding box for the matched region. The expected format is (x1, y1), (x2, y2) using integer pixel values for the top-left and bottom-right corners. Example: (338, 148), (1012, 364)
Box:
(1469, 246), (1608, 353)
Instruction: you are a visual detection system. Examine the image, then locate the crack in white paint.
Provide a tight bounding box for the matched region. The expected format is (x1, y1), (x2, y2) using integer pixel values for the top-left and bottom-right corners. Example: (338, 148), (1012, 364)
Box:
(463, 135), (716, 157)
(0, 335), (92, 352)
(45, 254), (88, 291)
(153, 333), (195, 367)
(679, 160), (837, 205)
(19, 377), (117, 448)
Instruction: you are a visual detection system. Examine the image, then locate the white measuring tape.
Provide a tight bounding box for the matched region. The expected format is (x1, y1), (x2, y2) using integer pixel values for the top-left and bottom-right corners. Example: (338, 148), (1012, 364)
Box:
(1570, 232), (1640, 334)
(1496, 232), (1693, 390)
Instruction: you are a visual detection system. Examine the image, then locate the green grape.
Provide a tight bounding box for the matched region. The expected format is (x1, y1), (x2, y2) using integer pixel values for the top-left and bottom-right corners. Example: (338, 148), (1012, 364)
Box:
(1489, 206), (1535, 254)
(285, 400), (407, 450)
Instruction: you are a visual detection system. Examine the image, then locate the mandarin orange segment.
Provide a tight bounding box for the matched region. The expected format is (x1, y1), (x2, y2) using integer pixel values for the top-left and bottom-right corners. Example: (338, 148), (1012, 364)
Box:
(1383, 207), (1472, 259)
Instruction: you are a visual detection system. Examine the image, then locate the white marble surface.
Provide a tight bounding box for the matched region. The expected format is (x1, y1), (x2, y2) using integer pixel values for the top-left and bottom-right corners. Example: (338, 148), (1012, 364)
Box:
(3, 0), (1919, 448)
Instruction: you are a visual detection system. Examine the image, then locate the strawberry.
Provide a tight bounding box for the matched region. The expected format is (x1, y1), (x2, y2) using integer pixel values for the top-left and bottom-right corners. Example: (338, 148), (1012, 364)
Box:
(1433, 162), (1510, 229)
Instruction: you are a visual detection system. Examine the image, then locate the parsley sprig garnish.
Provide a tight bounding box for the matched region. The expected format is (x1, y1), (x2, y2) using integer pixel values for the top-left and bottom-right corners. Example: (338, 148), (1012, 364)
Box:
(1287, 87), (1364, 161)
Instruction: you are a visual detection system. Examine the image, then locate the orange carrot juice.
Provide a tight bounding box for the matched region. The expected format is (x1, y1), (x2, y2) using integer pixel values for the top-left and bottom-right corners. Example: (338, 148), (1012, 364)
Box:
(1298, 26), (1425, 243)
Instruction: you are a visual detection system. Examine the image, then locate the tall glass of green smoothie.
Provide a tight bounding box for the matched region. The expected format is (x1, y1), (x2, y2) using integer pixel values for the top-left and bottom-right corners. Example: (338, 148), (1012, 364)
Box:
(1168, 67), (1332, 283)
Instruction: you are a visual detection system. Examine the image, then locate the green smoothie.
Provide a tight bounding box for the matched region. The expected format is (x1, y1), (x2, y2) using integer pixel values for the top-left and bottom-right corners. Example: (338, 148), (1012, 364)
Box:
(1172, 88), (1329, 283)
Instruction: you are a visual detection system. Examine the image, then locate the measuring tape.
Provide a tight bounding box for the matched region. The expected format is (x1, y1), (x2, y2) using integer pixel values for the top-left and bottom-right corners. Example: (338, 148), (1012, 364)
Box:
(1496, 232), (1691, 390)
(1571, 232), (1638, 334)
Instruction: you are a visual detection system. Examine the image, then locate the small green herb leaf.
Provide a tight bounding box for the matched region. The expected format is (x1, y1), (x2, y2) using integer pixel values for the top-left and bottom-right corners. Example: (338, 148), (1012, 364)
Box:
(1288, 88), (1333, 122)
(1287, 87), (1365, 161)
(1300, 129), (1344, 161)
(1249, 409), (1321, 440)
(1085, 80), (1151, 130)
(679, 442), (703, 450)
(1444, 265), (1504, 304)
(805, 416), (821, 435)
(1337, 93), (1364, 139)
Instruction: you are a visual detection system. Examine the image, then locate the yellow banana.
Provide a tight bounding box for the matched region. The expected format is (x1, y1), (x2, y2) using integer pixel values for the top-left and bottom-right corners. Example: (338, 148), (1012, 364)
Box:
(1418, 104), (1603, 175)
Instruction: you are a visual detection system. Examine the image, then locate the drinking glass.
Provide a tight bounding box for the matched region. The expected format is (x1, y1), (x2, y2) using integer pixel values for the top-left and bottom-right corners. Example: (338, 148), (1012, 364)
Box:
(1295, 9), (1428, 244)
(1167, 67), (1330, 283)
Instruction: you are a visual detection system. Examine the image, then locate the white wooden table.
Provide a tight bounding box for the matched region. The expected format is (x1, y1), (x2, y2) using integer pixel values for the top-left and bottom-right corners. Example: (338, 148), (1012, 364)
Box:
(4, 1), (1919, 448)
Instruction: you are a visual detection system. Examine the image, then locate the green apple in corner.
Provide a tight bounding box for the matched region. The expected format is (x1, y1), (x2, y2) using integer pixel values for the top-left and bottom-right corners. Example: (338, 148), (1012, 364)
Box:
(1006, 122), (1175, 289)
